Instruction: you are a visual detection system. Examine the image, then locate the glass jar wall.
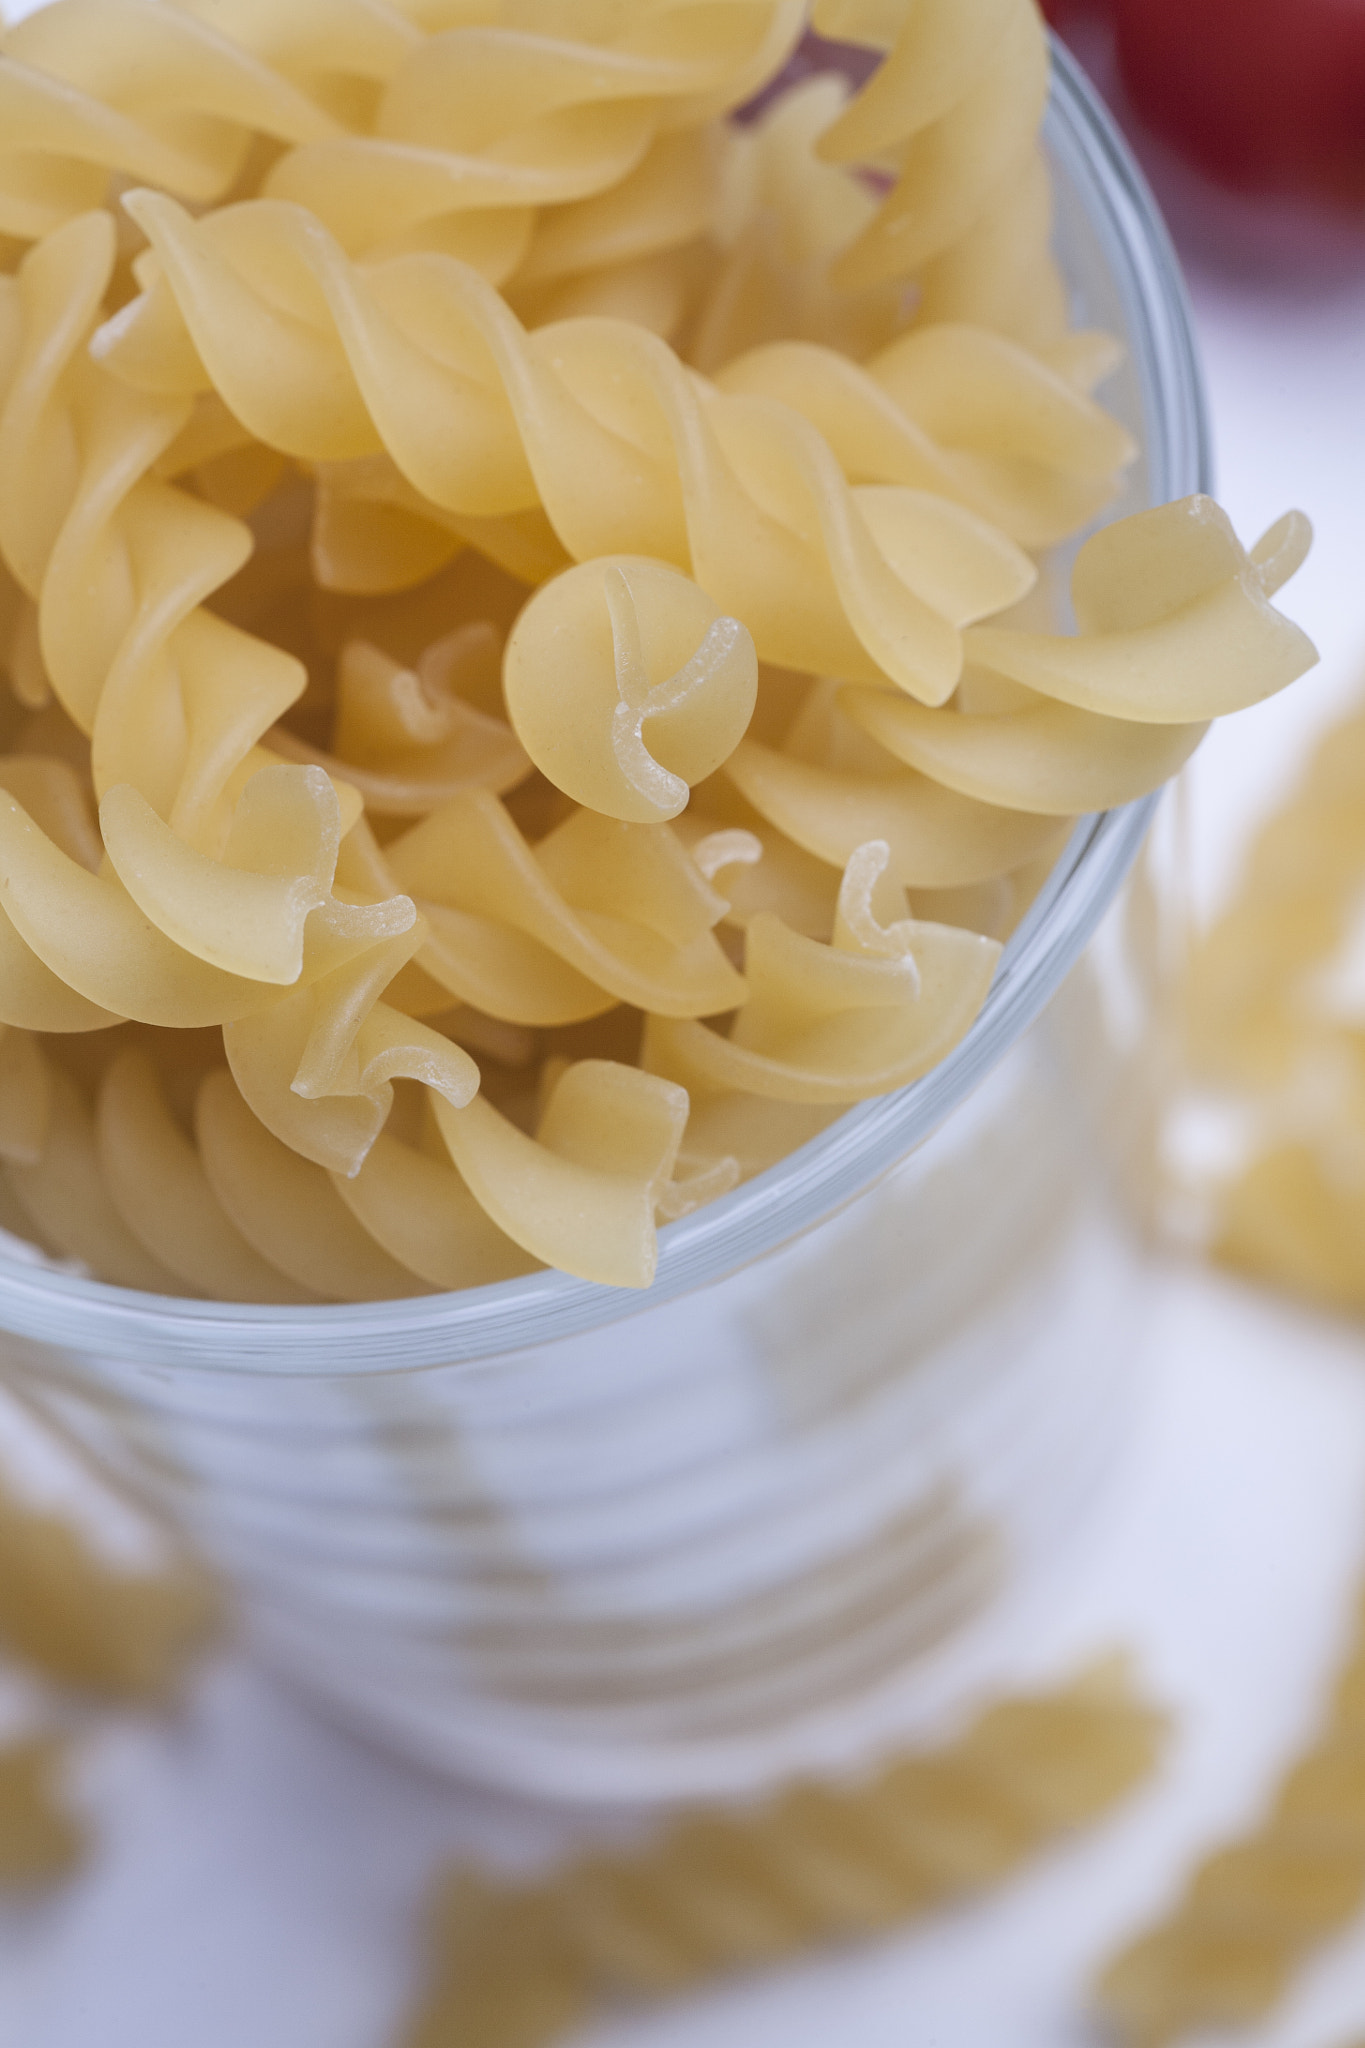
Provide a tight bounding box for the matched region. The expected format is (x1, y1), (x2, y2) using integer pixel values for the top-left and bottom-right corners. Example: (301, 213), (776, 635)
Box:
(0, 47), (1209, 1802)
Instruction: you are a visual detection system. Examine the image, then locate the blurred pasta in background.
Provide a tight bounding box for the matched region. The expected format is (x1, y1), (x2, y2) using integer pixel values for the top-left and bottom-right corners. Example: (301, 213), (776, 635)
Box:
(0, 1379), (217, 1888)
(403, 1658), (1166, 2048)
(1170, 683), (1365, 1317)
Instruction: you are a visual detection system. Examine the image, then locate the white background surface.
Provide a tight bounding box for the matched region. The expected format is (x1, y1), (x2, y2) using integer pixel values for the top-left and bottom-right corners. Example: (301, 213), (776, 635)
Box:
(7, 27), (1365, 2048)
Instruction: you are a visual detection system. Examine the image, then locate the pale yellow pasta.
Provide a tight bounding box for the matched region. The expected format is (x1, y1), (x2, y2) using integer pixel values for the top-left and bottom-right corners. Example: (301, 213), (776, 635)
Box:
(432, 1059), (695, 1286)
(0, 0), (361, 243)
(502, 557), (758, 821)
(332, 1125), (537, 1291)
(0, 1019), (52, 1168)
(684, 72), (907, 371)
(401, 1659), (1164, 2048)
(0, 1), (1321, 1300)
(0, 0), (803, 275)
(680, 809), (841, 936)
(308, 454), (574, 594)
(1097, 1590), (1365, 2047)
(0, 1451), (217, 1701)
(195, 1067), (437, 1300)
(809, 0), (1066, 347)
(6, 1063), (187, 1292)
(714, 322), (1138, 549)
(502, 127), (738, 344)
(223, 964), (480, 1177)
(98, 191), (1009, 705)
(261, 2), (807, 264)
(719, 731), (1068, 888)
(1173, 683), (1365, 1313)
(646, 840), (1000, 1104)
(842, 684), (1206, 817)
(96, 1043), (320, 1301)
(964, 499), (1315, 723)
(270, 628), (531, 815)
(0, 1738), (84, 1887)
(0, 779), (408, 1027)
(383, 796), (748, 1020)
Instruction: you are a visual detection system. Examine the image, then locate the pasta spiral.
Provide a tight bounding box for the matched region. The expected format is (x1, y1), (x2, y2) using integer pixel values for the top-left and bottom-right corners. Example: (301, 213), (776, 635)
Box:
(0, 0), (391, 243)
(1097, 1590), (1365, 2046)
(262, 1), (808, 266)
(809, 0), (1067, 347)
(403, 1659), (1165, 2048)
(97, 189), (1030, 707)
(1162, 674), (1365, 1313)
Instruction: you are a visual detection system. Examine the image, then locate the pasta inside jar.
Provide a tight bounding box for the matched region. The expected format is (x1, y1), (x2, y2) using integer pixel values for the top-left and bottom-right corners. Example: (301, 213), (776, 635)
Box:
(0, 0), (1315, 1299)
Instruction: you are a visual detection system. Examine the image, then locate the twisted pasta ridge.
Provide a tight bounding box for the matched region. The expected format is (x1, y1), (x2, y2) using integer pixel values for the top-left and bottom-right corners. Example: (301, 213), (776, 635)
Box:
(718, 698), (1069, 891)
(0, 216), (487, 1107)
(0, 1025), (725, 1295)
(97, 189), (1025, 708)
(260, 1), (807, 263)
(808, 0), (1066, 348)
(402, 1659), (1164, 2048)
(1097, 1591), (1365, 2047)
(843, 499), (1317, 815)
(1, 211), (312, 851)
(681, 71), (910, 373)
(0, 1737), (84, 1888)
(376, 797), (750, 1024)
(713, 321), (1138, 550)
(0, 0), (806, 306)
(645, 840), (1001, 1104)
(962, 499), (1316, 725)
(0, 0), (387, 243)
(269, 627), (533, 817)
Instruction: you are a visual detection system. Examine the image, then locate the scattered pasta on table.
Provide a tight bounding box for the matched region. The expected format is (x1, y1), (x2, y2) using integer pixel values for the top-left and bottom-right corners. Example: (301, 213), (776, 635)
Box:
(1097, 1584), (1365, 2046)
(403, 1658), (1166, 2048)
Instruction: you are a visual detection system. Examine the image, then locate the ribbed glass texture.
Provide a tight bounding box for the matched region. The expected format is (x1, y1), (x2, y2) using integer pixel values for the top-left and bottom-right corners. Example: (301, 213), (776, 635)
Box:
(0, 46), (1210, 1801)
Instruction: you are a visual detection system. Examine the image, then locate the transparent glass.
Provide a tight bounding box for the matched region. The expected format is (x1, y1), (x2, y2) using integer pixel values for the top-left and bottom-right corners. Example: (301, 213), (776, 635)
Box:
(0, 47), (1210, 1801)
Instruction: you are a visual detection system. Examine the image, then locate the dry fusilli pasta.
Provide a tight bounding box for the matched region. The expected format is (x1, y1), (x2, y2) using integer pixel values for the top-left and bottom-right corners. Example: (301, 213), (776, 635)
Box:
(1177, 682), (1365, 1312)
(0, 0), (1319, 1297)
(1098, 1588), (1365, 2045)
(404, 1658), (1165, 2048)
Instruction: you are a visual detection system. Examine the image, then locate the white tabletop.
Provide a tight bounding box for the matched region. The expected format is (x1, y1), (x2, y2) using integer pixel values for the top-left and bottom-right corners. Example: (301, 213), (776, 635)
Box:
(7, 37), (1365, 2048)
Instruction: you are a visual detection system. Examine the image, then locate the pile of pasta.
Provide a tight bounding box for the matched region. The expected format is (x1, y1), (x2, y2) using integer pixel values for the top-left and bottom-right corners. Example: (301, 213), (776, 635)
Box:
(0, 0), (1317, 1298)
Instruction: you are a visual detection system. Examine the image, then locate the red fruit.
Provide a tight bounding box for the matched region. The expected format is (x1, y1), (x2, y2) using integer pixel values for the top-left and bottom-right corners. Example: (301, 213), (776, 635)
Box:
(1040, 0), (1113, 28)
(1114, 0), (1365, 201)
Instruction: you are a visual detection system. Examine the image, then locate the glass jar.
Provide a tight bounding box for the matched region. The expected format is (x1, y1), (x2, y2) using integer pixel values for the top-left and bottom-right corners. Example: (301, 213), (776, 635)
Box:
(0, 45), (1208, 1804)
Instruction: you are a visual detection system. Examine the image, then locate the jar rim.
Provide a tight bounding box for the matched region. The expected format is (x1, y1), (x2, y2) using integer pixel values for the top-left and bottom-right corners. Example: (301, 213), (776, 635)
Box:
(0, 44), (1211, 1374)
